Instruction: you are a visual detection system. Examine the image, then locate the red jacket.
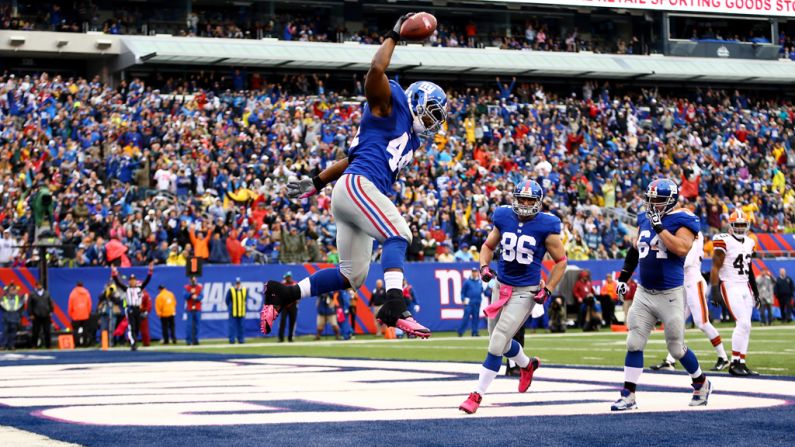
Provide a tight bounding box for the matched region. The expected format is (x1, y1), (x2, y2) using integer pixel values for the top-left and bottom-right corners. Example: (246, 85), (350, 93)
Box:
(185, 284), (203, 311)
(573, 278), (595, 303)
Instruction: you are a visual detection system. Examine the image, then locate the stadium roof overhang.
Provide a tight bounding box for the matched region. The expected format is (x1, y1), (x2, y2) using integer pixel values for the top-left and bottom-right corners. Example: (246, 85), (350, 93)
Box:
(117, 36), (795, 85)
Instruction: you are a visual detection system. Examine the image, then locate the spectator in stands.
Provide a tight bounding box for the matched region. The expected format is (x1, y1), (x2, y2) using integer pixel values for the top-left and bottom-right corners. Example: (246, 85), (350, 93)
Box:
(0, 228), (18, 266)
(281, 226), (307, 263)
(155, 285), (177, 344)
(184, 276), (203, 345)
(26, 280), (53, 349)
(370, 279), (386, 337)
(189, 224), (212, 262)
(775, 268), (794, 323)
(226, 277), (248, 344)
(458, 268), (483, 337)
(278, 272), (298, 342)
(68, 281), (92, 347)
(756, 269), (775, 326)
(316, 291), (340, 340)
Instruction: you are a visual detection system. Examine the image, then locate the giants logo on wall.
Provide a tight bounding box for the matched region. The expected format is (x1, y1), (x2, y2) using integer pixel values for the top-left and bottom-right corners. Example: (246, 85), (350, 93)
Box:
(185, 281), (265, 320)
(435, 268), (484, 320)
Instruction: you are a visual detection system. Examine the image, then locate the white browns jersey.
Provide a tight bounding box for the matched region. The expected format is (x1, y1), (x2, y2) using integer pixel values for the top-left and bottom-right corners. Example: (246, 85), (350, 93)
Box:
(684, 231), (704, 285)
(713, 233), (755, 284)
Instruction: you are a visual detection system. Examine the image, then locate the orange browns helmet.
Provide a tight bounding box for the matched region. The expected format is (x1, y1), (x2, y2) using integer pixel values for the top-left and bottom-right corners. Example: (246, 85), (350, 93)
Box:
(728, 209), (749, 236)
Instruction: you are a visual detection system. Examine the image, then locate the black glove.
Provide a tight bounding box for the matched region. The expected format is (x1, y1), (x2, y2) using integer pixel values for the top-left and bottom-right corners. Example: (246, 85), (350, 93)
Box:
(709, 285), (721, 307)
(647, 208), (664, 234)
(385, 13), (415, 42)
(753, 293), (761, 309)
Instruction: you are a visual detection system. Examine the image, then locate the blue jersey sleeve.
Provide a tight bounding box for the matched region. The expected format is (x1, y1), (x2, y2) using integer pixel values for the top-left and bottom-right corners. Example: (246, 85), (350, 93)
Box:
(491, 207), (506, 232)
(543, 213), (562, 235)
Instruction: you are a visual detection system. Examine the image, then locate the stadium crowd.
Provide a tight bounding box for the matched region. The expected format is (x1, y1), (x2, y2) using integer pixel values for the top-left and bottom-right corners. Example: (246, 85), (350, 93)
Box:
(0, 71), (792, 268)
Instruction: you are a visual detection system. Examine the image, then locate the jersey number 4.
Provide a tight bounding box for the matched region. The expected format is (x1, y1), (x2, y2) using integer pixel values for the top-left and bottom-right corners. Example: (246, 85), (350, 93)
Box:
(501, 232), (536, 265)
(637, 230), (668, 259)
(349, 131), (413, 174)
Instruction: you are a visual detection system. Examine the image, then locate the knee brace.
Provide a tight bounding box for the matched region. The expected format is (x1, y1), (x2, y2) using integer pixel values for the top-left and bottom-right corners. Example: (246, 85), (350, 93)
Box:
(381, 236), (408, 271)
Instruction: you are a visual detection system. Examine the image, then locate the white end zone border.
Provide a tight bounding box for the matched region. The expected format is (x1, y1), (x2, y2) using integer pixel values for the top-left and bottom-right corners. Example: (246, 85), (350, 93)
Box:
(0, 357), (791, 426)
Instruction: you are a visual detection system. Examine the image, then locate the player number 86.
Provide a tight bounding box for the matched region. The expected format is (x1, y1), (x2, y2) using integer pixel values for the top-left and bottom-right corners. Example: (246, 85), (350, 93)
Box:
(501, 232), (536, 265)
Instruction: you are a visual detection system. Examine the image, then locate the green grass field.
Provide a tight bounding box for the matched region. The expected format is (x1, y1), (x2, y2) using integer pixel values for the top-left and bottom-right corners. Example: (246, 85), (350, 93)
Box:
(164, 323), (795, 376)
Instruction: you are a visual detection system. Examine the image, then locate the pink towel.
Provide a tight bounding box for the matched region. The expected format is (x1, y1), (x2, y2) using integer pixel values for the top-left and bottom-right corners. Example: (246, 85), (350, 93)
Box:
(483, 284), (513, 319)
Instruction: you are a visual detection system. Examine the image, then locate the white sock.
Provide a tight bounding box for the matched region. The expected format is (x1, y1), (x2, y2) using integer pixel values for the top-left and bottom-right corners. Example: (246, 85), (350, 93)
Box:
(624, 366), (643, 385)
(715, 343), (727, 360)
(476, 365), (499, 395)
(689, 367), (703, 379)
(298, 278), (312, 299)
(507, 350), (531, 369)
(384, 271), (403, 292)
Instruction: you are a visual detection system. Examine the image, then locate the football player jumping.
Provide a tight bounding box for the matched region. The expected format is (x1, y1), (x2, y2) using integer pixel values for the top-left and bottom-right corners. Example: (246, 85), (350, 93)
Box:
(459, 180), (568, 414)
(260, 14), (447, 338)
(613, 179), (711, 411)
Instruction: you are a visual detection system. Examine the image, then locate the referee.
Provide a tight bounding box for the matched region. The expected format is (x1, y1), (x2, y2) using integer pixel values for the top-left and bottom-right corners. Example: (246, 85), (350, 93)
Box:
(111, 262), (154, 351)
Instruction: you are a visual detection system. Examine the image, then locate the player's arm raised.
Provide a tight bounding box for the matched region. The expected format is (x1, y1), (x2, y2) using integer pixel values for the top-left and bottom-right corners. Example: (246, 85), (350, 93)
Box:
(365, 14), (412, 117)
(478, 227), (500, 282)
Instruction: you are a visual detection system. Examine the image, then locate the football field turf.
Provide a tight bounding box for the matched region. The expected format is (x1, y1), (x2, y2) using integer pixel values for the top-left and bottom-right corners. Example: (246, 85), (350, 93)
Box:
(165, 324), (795, 375)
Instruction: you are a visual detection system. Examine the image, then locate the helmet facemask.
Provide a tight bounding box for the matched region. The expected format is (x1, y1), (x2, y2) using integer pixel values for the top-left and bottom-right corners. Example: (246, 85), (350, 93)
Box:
(729, 220), (749, 236)
(407, 91), (446, 137)
(645, 193), (676, 216)
(513, 195), (542, 217)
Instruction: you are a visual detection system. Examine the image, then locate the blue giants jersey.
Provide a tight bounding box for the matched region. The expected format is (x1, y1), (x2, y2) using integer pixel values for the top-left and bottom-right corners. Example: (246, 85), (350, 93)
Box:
(491, 206), (561, 287)
(345, 80), (421, 195)
(636, 209), (700, 290)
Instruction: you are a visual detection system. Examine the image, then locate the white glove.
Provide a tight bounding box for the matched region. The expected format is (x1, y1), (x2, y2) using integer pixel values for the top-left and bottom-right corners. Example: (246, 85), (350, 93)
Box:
(617, 282), (628, 300)
(285, 176), (316, 199)
(463, 298), (470, 305)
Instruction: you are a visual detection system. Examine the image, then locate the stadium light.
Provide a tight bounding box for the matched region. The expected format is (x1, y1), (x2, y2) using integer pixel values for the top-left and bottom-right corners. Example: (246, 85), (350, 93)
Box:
(140, 52), (157, 62)
(8, 36), (25, 46)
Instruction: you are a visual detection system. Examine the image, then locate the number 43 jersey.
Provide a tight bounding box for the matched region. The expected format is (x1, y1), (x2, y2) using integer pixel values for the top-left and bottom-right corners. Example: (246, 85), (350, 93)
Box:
(492, 206), (561, 287)
(712, 233), (755, 284)
(345, 79), (421, 195)
(636, 209), (700, 291)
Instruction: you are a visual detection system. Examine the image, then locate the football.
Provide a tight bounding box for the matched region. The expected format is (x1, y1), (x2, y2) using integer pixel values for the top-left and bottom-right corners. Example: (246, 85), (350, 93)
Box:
(400, 12), (437, 41)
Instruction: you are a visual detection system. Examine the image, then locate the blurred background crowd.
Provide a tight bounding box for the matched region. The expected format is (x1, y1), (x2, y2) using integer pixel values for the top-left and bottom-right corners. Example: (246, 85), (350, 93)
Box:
(0, 69), (791, 268)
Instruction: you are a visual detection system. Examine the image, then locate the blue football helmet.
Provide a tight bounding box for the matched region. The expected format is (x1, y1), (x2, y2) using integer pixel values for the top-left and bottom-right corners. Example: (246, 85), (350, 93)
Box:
(405, 81), (447, 137)
(645, 178), (679, 215)
(513, 180), (544, 217)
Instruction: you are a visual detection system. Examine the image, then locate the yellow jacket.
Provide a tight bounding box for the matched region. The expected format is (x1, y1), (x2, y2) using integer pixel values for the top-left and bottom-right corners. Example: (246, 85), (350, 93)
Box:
(155, 289), (177, 317)
(166, 252), (187, 266)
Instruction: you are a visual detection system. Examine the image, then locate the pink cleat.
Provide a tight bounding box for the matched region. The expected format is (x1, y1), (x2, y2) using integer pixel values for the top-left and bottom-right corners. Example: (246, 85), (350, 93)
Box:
(459, 392), (482, 414)
(260, 304), (279, 335)
(518, 357), (541, 393)
(378, 316), (431, 339)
